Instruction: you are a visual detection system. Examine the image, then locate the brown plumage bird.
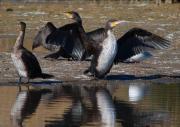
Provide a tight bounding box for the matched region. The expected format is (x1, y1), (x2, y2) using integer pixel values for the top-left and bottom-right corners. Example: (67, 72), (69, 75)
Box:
(11, 22), (54, 86)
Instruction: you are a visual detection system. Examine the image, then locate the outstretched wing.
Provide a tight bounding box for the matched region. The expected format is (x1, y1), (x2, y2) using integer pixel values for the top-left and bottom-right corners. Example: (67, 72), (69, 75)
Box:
(114, 28), (170, 64)
(85, 28), (107, 54)
(87, 28), (107, 43)
(46, 23), (85, 60)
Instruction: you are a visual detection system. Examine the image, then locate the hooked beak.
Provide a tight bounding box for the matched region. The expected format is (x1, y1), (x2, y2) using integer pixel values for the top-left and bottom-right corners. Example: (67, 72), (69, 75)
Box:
(111, 20), (128, 27)
(63, 12), (73, 19)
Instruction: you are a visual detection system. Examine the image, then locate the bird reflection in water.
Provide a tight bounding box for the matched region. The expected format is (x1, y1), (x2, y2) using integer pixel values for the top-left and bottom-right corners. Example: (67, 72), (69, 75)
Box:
(96, 88), (115, 127)
(128, 83), (149, 103)
(45, 84), (169, 127)
(10, 88), (51, 127)
(43, 85), (116, 127)
(10, 84), (170, 127)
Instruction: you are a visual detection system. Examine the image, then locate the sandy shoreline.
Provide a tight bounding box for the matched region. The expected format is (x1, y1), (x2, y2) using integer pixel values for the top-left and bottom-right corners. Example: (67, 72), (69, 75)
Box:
(0, 2), (179, 85)
(0, 50), (179, 85)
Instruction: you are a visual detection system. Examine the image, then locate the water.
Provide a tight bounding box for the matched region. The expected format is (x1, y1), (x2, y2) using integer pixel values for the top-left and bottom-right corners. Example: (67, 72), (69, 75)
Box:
(0, 82), (179, 127)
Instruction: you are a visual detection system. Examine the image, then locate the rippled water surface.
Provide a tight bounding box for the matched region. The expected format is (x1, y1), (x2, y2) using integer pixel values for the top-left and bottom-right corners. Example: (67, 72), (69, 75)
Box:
(0, 82), (180, 127)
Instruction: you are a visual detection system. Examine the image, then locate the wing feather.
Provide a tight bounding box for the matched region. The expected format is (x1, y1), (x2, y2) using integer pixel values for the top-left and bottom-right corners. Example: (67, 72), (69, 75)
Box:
(46, 23), (85, 60)
(114, 28), (170, 64)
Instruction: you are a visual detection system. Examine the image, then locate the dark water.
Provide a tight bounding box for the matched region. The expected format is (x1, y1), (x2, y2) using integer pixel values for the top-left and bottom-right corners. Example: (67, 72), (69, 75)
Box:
(0, 81), (180, 127)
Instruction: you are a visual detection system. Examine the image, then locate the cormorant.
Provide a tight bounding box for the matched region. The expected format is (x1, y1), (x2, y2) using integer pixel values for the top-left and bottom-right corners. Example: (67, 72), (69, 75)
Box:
(64, 12), (170, 78)
(11, 22), (54, 85)
(84, 20), (170, 78)
(33, 12), (110, 61)
(32, 12), (90, 60)
(44, 11), (170, 78)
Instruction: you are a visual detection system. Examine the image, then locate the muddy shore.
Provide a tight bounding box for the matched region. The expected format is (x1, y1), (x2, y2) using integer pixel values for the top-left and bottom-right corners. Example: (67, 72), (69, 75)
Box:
(0, 2), (180, 85)
(0, 50), (179, 85)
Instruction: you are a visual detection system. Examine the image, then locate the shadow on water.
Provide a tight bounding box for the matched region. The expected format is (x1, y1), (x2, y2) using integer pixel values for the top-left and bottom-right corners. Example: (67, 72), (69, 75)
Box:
(106, 74), (180, 81)
(7, 80), (63, 86)
(30, 80), (63, 85)
(10, 83), (171, 127)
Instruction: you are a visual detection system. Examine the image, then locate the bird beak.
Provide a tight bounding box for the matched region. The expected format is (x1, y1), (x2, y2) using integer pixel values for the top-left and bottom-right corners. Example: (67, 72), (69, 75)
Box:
(111, 20), (128, 27)
(63, 12), (73, 19)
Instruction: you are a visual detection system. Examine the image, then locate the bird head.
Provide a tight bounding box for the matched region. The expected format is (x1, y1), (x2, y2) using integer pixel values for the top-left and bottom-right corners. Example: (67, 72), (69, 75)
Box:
(63, 11), (82, 23)
(105, 19), (127, 30)
(19, 22), (26, 31)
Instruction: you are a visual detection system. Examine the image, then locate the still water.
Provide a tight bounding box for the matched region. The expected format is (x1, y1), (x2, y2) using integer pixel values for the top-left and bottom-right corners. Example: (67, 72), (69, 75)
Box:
(0, 82), (180, 127)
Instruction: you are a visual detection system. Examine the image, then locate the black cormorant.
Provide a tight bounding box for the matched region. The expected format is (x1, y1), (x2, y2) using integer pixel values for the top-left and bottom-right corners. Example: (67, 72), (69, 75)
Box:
(33, 12), (91, 60)
(48, 11), (170, 78)
(84, 21), (170, 78)
(11, 22), (54, 85)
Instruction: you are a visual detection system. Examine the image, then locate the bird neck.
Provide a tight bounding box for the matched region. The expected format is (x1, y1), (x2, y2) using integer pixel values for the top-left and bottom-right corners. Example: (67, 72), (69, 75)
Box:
(48, 23), (56, 32)
(105, 25), (113, 31)
(105, 21), (114, 31)
(14, 30), (25, 50)
(77, 23), (89, 44)
(76, 19), (82, 26)
(74, 15), (82, 25)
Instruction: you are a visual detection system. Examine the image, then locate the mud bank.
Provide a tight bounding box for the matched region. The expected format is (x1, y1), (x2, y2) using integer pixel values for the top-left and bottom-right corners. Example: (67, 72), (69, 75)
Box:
(0, 50), (179, 85)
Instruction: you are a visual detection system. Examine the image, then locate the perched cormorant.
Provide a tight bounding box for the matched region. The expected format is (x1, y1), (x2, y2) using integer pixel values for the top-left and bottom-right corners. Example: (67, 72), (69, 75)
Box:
(82, 19), (124, 78)
(11, 22), (54, 85)
(33, 12), (111, 61)
(33, 12), (90, 60)
(41, 11), (169, 78)
(64, 12), (170, 78)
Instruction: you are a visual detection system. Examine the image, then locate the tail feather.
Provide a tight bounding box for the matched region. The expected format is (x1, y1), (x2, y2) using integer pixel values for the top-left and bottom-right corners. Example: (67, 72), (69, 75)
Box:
(40, 73), (54, 79)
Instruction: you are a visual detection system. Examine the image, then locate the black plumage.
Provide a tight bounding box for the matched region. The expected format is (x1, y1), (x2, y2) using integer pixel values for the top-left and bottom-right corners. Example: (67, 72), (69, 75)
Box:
(46, 21), (86, 60)
(82, 19), (122, 78)
(114, 28), (170, 63)
(33, 12), (92, 60)
(33, 22), (73, 59)
(81, 20), (170, 78)
(36, 11), (170, 79)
